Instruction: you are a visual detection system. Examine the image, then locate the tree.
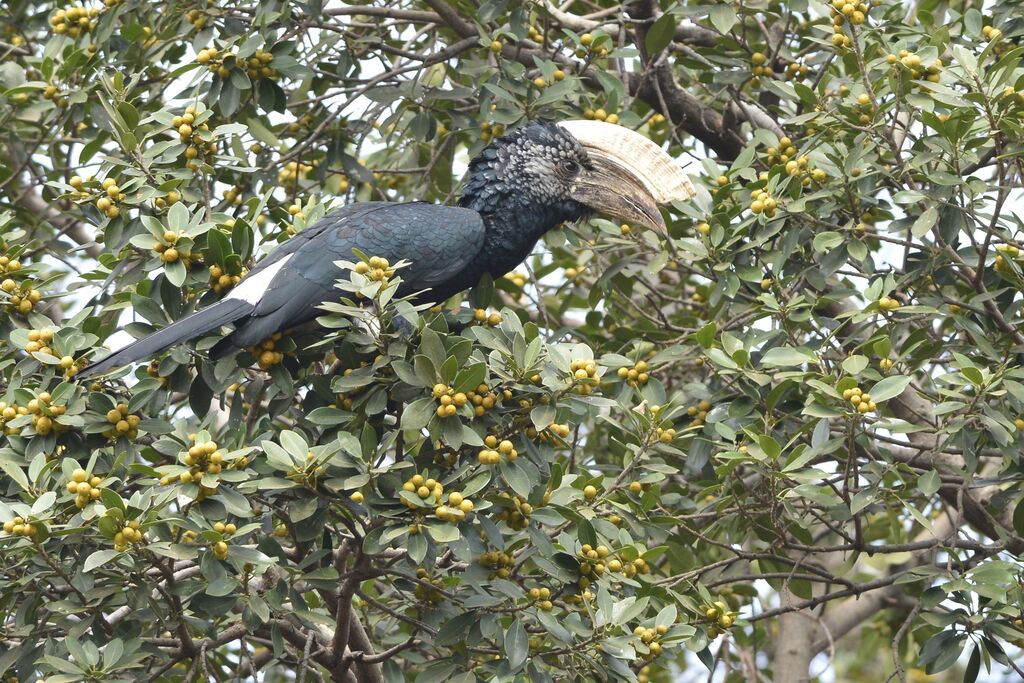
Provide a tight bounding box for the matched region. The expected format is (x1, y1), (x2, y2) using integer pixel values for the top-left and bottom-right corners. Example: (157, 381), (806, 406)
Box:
(2, 0), (1024, 681)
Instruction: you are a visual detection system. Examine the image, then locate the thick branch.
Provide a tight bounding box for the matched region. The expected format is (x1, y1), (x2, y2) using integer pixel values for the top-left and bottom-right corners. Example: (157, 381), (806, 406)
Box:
(773, 585), (816, 683)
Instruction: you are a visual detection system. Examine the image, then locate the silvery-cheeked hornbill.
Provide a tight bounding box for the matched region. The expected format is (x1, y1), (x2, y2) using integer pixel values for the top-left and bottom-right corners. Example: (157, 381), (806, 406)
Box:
(79, 120), (694, 377)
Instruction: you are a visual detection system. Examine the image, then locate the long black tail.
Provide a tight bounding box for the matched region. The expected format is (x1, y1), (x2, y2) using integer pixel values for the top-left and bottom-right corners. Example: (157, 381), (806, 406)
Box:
(77, 298), (255, 378)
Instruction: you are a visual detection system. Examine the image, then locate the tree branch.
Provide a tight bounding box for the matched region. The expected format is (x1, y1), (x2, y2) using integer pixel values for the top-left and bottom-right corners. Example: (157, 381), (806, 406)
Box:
(15, 189), (101, 257)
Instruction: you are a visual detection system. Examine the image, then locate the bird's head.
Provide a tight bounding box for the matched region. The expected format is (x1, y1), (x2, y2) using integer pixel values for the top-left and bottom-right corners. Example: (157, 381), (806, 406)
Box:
(460, 120), (694, 233)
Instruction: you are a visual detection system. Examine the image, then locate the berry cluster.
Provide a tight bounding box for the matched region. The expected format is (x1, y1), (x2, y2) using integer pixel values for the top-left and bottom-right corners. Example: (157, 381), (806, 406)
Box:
(103, 403), (140, 440)
(113, 520), (144, 552)
(749, 189), (778, 218)
(276, 163), (313, 194)
(830, 0), (872, 48)
(42, 83), (67, 108)
(655, 426), (677, 443)
(477, 435), (517, 465)
(877, 296), (901, 312)
(842, 386), (877, 414)
(885, 51), (941, 83)
(66, 467), (103, 509)
(686, 399), (712, 427)
(983, 25), (1002, 41)
(200, 47), (276, 81)
(581, 106), (619, 124)
(633, 624), (669, 658)
(569, 359), (600, 395)
(749, 51), (774, 88)
(434, 491), (474, 523)
(208, 263), (245, 294)
(526, 586), (553, 611)
(473, 308), (502, 326)
(164, 435), (226, 484)
(574, 32), (609, 59)
(577, 543), (611, 580)
(154, 230), (193, 265)
(49, 5), (98, 38)
(994, 244), (1021, 273)
(494, 492), (534, 530)
(478, 121), (506, 143)
(400, 473), (444, 507)
(783, 61), (810, 81)
(22, 328), (55, 356)
(768, 138), (829, 187)
(27, 391), (67, 436)
(174, 105), (216, 169)
(247, 332), (285, 370)
(213, 521), (238, 535)
(466, 383), (504, 417)
(211, 540), (229, 560)
(616, 360), (650, 387)
(152, 190), (181, 210)
(0, 401), (27, 436)
(526, 422), (572, 445)
(184, 7), (207, 28)
(478, 550), (514, 578)
(2, 516), (40, 539)
(354, 256), (395, 283)
(336, 365), (371, 410)
(287, 451), (326, 486)
(703, 601), (738, 638)
(503, 271), (527, 289)
(431, 383), (464, 419)
(93, 177), (126, 220)
(2, 278), (41, 315)
(413, 568), (445, 604)
(0, 254), (22, 275)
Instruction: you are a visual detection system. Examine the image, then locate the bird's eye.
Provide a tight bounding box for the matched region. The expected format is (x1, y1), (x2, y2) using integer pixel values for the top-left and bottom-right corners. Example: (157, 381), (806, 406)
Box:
(559, 159), (580, 175)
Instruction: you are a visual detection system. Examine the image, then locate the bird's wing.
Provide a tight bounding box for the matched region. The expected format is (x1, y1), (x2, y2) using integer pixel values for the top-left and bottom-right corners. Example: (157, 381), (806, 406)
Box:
(216, 202), (485, 353)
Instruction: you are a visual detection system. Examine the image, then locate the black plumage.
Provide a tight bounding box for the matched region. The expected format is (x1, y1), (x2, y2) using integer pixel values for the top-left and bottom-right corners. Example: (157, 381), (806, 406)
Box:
(79, 122), (671, 377)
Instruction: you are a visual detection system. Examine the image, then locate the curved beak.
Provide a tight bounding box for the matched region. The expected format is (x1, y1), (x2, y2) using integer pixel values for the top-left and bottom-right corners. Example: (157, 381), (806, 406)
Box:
(559, 120), (695, 234)
(570, 156), (669, 233)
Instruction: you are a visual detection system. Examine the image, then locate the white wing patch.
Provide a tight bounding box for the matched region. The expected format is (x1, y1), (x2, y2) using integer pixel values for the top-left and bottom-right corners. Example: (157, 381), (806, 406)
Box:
(225, 254), (293, 305)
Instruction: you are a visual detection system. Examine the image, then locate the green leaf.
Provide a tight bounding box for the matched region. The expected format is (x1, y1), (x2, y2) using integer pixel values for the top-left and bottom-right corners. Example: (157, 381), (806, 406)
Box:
(452, 363), (486, 394)
(708, 5), (737, 35)
(427, 524), (460, 543)
(645, 13), (676, 55)
(963, 644), (980, 683)
(166, 202), (189, 231)
(912, 207), (938, 238)
(31, 490), (56, 516)
(504, 619), (528, 670)
(918, 470), (940, 497)
(761, 346), (817, 367)
(1012, 498), (1024, 536)
(577, 518), (596, 547)
(694, 322), (716, 349)
(401, 397), (436, 432)
(436, 612), (479, 646)
(813, 231), (843, 252)
(164, 259), (186, 288)
(841, 355), (868, 375)
(83, 549), (120, 573)
(870, 375), (912, 402)
(279, 430), (309, 459)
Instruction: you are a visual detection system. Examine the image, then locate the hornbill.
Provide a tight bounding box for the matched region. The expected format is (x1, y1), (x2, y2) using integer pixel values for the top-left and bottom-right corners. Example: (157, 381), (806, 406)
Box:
(78, 120), (694, 377)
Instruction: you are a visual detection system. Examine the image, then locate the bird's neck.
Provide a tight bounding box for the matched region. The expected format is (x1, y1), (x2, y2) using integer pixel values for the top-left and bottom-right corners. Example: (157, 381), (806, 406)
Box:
(459, 183), (585, 278)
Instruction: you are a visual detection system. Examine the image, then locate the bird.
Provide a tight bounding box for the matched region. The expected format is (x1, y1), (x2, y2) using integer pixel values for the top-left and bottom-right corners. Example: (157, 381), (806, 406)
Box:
(78, 120), (694, 377)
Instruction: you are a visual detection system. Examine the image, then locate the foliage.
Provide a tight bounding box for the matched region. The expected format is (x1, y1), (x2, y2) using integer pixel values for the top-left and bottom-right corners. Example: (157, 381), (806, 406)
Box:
(3, 0), (1024, 681)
